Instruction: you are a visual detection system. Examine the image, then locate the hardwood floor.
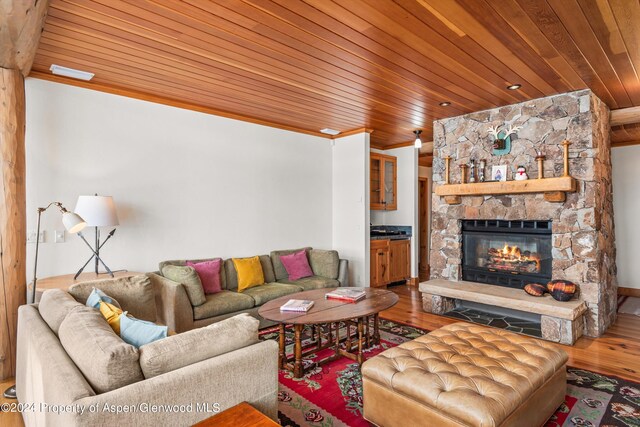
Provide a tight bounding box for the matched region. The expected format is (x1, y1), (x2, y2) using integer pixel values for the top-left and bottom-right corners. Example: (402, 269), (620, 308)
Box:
(383, 285), (640, 383)
(1, 286), (638, 426)
(0, 379), (22, 427)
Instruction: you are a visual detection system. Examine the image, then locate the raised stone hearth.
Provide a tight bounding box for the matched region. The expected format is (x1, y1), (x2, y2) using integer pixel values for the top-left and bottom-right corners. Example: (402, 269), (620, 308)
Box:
(421, 279), (587, 344)
(428, 89), (617, 338)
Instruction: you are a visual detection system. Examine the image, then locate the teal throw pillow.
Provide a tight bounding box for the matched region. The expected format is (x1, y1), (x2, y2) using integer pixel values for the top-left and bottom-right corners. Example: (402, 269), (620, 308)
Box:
(119, 312), (168, 348)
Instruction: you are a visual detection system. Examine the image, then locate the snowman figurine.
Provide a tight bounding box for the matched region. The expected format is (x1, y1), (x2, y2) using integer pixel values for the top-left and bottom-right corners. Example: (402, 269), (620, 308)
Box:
(515, 165), (528, 181)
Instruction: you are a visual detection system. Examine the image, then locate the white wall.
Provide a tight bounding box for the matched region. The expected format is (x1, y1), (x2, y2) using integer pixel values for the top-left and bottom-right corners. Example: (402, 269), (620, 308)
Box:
(332, 133), (370, 287)
(369, 147), (419, 277)
(25, 79), (334, 280)
(612, 145), (640, 290)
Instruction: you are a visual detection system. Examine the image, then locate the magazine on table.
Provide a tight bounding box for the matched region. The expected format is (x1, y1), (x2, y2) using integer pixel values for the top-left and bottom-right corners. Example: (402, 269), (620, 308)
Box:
(325, 288), (366, 302)
(280, 299), (315, 312)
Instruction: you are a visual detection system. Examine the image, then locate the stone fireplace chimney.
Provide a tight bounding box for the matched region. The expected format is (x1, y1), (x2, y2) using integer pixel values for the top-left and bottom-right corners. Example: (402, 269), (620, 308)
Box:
(430, 89), (617, 337)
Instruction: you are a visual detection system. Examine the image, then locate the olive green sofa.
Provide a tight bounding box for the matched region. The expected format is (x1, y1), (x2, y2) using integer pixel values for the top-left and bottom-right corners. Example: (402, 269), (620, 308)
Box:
(153, 248), (348, 333)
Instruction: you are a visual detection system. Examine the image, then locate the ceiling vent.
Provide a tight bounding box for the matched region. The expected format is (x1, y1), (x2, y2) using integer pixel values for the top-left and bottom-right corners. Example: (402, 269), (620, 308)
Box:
(49, 64), (95, 81)
(320, 128), (341, 136)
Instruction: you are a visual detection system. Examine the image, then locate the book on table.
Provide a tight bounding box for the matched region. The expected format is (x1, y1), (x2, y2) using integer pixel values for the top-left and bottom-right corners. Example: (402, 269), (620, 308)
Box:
(280, 299), (315, 312)
(325, 288), (366, 302)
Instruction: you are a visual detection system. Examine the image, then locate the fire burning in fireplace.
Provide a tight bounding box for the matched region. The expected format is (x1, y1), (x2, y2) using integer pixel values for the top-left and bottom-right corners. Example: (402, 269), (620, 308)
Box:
(486, 243), (541, 274)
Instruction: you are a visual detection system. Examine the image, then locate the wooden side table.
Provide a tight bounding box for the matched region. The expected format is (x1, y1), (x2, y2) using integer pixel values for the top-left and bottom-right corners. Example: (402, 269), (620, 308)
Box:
(192, 402), (278, 427)
(28, 271), (143, 302)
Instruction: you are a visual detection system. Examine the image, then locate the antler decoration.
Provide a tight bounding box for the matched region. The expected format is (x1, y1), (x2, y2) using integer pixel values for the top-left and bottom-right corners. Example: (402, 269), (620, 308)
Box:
(487, 126), (501, 139)
(502, 125), (522, 139)
(487, 125), (522, 139)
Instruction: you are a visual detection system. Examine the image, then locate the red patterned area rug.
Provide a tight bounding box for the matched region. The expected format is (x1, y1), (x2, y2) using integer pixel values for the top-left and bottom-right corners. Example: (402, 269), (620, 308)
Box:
(259, 319), (640, 427)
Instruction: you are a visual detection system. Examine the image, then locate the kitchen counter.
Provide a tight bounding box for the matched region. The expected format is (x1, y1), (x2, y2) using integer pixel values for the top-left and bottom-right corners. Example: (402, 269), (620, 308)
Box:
(370, 225), (412, 240)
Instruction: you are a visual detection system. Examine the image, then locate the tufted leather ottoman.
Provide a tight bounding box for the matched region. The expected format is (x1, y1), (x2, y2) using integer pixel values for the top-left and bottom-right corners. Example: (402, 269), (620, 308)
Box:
(362, 322), (568, 427)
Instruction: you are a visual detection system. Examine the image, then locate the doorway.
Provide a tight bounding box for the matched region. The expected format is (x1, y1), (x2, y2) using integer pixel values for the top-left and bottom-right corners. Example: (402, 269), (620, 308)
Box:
(419, 177), (430, 281)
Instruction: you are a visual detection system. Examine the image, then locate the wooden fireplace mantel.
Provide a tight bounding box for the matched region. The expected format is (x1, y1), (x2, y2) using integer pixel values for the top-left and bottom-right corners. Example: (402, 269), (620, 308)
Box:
(435, 176), (577, 205)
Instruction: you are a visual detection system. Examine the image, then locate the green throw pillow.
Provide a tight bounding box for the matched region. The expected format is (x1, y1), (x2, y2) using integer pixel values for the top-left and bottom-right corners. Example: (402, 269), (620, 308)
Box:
(161, 265), (206, 306)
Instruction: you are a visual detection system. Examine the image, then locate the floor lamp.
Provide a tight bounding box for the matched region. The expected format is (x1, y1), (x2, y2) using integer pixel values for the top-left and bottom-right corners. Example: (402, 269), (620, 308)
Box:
(73, 195), (119, 279)
(4, 202), (86, 399)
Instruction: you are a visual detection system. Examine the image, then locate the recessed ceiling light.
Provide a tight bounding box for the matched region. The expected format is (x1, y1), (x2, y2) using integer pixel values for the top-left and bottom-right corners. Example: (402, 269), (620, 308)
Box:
(49, 64), (95, 81)
(506, 84), (522, 90)
(320, 128), (341, 136)
(439, 101), (451, 107)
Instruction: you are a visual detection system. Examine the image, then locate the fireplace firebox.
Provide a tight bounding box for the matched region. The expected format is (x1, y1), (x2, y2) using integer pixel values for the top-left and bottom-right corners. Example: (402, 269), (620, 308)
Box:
(461, 220), (552, 289)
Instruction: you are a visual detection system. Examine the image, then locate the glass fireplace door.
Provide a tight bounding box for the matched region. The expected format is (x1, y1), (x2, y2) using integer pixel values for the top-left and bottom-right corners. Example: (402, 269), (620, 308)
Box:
(461, 220), (552, 289)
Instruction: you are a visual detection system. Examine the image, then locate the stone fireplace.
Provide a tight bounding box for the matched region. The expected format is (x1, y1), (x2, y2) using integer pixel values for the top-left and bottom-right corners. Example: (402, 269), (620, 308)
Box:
(428, 89), (617, 338)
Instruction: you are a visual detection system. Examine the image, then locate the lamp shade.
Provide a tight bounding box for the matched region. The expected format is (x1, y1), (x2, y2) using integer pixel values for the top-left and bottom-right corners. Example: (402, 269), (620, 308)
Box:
(62, 212), (86, 233)
(413, 130), (422, 149)
(74, 195), (119, 227)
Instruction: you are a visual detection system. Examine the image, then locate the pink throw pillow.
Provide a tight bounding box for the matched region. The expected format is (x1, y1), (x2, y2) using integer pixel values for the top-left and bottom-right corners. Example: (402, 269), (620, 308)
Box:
(186, 259), (222, 294)
(280, 250), (314, 281)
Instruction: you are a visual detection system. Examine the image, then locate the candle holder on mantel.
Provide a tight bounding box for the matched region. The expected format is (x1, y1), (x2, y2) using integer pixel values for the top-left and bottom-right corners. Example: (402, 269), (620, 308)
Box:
(444, 156), (452, 184)
(459, 164), (469, 184)
(535, 151), (546, 179)
(469, 160), (476, 183)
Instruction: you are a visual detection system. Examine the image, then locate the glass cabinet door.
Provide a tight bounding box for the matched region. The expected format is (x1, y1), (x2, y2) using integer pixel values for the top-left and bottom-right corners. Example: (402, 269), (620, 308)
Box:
(370, 153), (397, 210)
(384, 159), (395, 208)
(370, 157), (383, 207)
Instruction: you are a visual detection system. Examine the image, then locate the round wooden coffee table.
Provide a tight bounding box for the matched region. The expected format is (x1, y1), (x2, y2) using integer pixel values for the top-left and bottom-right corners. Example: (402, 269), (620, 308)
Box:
(258, 287), (398, 378)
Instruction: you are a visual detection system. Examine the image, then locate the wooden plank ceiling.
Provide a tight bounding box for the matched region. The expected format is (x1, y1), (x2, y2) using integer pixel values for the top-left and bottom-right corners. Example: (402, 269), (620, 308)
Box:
(31, 0), (640, 148)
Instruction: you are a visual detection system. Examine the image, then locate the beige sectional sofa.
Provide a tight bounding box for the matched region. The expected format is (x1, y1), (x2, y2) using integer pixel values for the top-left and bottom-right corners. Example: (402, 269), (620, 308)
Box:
(154, 248), (348, 332)
(16, 275), (278, 427)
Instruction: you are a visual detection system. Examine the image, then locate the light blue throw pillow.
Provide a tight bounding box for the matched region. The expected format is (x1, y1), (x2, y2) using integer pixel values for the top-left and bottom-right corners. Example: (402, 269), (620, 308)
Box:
(85, 288), (115, 309)
(119, 312), (168, 348)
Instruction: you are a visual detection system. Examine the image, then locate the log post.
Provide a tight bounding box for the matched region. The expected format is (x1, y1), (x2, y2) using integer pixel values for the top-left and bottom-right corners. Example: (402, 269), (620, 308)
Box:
(0, 68), (26, 380)
(0, 0), (51, 380)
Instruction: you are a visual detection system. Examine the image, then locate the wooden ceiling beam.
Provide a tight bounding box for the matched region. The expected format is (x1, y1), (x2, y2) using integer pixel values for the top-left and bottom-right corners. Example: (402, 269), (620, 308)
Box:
(0, 0), (50, 75)
(611, 106), (640, 127)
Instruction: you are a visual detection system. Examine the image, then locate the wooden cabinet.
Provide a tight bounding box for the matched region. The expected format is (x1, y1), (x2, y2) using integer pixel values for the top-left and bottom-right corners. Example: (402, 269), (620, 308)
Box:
(370, 240), (390, 288)
(370, 239), (411, 287)
(370, 153), (397, 210)
(389, 239), (411, 283)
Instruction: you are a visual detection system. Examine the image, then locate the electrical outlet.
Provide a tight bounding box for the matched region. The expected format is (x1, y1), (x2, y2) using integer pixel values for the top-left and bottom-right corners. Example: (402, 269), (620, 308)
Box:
(27, 230), (45, 243)
(55, 230), (65, 243)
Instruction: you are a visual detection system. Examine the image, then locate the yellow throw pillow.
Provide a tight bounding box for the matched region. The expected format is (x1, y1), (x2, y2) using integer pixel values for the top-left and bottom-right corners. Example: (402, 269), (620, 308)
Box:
(233, 256), (265, 292)
(99, 301), (123, 334)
